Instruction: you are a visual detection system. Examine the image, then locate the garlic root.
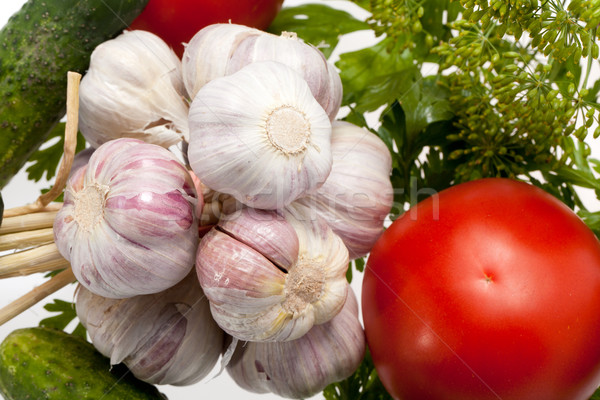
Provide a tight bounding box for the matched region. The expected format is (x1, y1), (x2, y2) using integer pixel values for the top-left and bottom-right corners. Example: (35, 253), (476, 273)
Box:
(0, 268), (76, 326)
(0, 243), (68, 278)
(0, 210), (59, 234)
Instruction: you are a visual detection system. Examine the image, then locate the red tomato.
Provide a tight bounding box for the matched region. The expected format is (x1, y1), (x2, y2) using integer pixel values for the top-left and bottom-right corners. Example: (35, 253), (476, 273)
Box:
(362, 178), (600, 400)
(129, 0), (284, 57)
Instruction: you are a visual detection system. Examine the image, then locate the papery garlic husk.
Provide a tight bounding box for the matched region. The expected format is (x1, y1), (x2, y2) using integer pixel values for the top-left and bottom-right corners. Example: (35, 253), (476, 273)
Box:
(294, 121), (394, 259)
(182, 23), (264, 99)
(182, 23), (342, 120)
(226, 288), (365, 399)
(78, 30), (189, 149)
(54, 138), (199, 298)
(188, 60), (333, 210)
(76, 272), (224, 386)
(196, 203), (349, 342)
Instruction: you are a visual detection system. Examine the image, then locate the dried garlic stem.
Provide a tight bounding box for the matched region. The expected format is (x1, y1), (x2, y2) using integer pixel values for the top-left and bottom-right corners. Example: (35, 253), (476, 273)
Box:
(0, 227), (55, 252)
(0, 210), (59, 234)
(3, 71), (80, 218)
(0, 267), (76, 326)
(0, 243), (67, 278)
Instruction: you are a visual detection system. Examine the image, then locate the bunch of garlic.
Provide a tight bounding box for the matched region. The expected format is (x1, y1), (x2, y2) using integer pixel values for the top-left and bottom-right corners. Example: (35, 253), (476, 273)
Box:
(294, 121), (394, 259)
(78, 30), (189, 148)
(226, 289), (365, 398)
(54, 138), (199, 298)
(187, 60), (333, 209)
(57, 21), (397, 396)
(182, 23), (342, 120)
(196, 204), (349, 342)
(76, 272), (224, 386)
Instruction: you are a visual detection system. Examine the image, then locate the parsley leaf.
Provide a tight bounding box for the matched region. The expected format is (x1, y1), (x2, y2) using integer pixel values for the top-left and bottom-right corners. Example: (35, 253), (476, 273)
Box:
(39, 299), (86, 339)
(25, 122), (86, 182)
(323, 348), (393, 400)
(268, 4), (369, 59)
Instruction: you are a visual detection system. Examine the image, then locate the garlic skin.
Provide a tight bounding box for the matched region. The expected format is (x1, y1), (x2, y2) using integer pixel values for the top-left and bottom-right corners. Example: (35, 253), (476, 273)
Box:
(182, 24), (342, 120)
(295, 121), (394, 259)
(196, 204), (349, 342)
(78, 30), (189, 149)
(76, 272), (224, 386)
(226, 289), (365, 399)
(226, 30), (342, 120)
(188, 61), (333, 210)
(54, 138), (199, 298)
(182, 23), (263, 100)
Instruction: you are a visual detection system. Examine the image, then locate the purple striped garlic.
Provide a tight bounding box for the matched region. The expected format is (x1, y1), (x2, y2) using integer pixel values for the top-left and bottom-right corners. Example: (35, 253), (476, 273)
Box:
(53, 138), (199, 298)
(294, 120), (394, 259)
(76, 272), (224, 386)
(196, 204), (349, 342)
(187, 60), (333, 210)
(78, 30), (189, 148)
(226, 288), (365, 398)
(182, 23), (342, 120)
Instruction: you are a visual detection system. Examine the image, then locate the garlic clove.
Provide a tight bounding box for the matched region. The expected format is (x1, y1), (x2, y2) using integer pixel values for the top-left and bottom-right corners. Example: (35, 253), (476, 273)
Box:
(76, 272), (224, 386)
(294, 120), (394, 259)
(187, 60), (333, 210)
(218, 207), (299, 269)
(196, 203), (349, 342)
(226, 288), (365, 399)
(182, 23), (263, 100)
(54, 138), (199, 298)
(78, 30), (189, 148)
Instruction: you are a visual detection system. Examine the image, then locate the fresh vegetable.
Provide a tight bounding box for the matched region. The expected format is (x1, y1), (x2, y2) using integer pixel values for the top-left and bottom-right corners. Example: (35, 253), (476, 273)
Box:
(227, 289), (365, 399)
(196, 205), (349, 342)
(294, 120), (394, 260)
(363, 178), (600, 400)
(188, 60), (333, 210)
(0, 0), (150, 189)
(78, 30), (189, 149)
(182, 23), (342, 120)
(53, 138), (199, 299)
(0, 327), (167, 399)
(76, 273), (223, 386)
(128, 0), (284, 57)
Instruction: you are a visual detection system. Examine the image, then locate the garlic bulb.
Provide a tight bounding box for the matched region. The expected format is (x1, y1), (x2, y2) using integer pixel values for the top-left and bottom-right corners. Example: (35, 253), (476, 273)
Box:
(54, 138), (199, 298)
(295, 121), (394, 259)
(182, 23), (342, 120)
(76, 272), (224, 386)
(196, 204), (349, 342)
(188, 60), (333, 210)
(182, 23), (263, 99)
(78, 30), (189, 148)
(226, 289), (365, 399)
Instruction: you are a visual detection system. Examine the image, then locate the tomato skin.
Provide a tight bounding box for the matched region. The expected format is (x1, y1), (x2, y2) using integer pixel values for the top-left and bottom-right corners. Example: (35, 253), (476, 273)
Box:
(129, 0), (284, 57)
(362, 178), (600, 400)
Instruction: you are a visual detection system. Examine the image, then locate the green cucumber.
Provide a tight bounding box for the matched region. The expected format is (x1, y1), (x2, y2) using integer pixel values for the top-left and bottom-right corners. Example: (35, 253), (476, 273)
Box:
(0, 327), (167, 400)
(0, 0), (150, 189)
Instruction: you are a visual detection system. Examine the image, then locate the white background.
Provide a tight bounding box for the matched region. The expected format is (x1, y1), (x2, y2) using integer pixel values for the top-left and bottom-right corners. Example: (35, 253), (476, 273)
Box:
(0, 1), (375, 399)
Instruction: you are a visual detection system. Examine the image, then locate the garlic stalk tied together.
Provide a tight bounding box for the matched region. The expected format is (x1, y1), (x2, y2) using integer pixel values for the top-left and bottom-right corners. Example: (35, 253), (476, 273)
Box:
(196, 204), (349, 342)
(188, 60), (333, 210)
(53, 138), (199, 299)
(182, 23), (342, 120)
(294, 121), (394, 259)
(226, 289), (365, 399)
(78, 30), (189, 148)
(76, 272), (224, 386)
